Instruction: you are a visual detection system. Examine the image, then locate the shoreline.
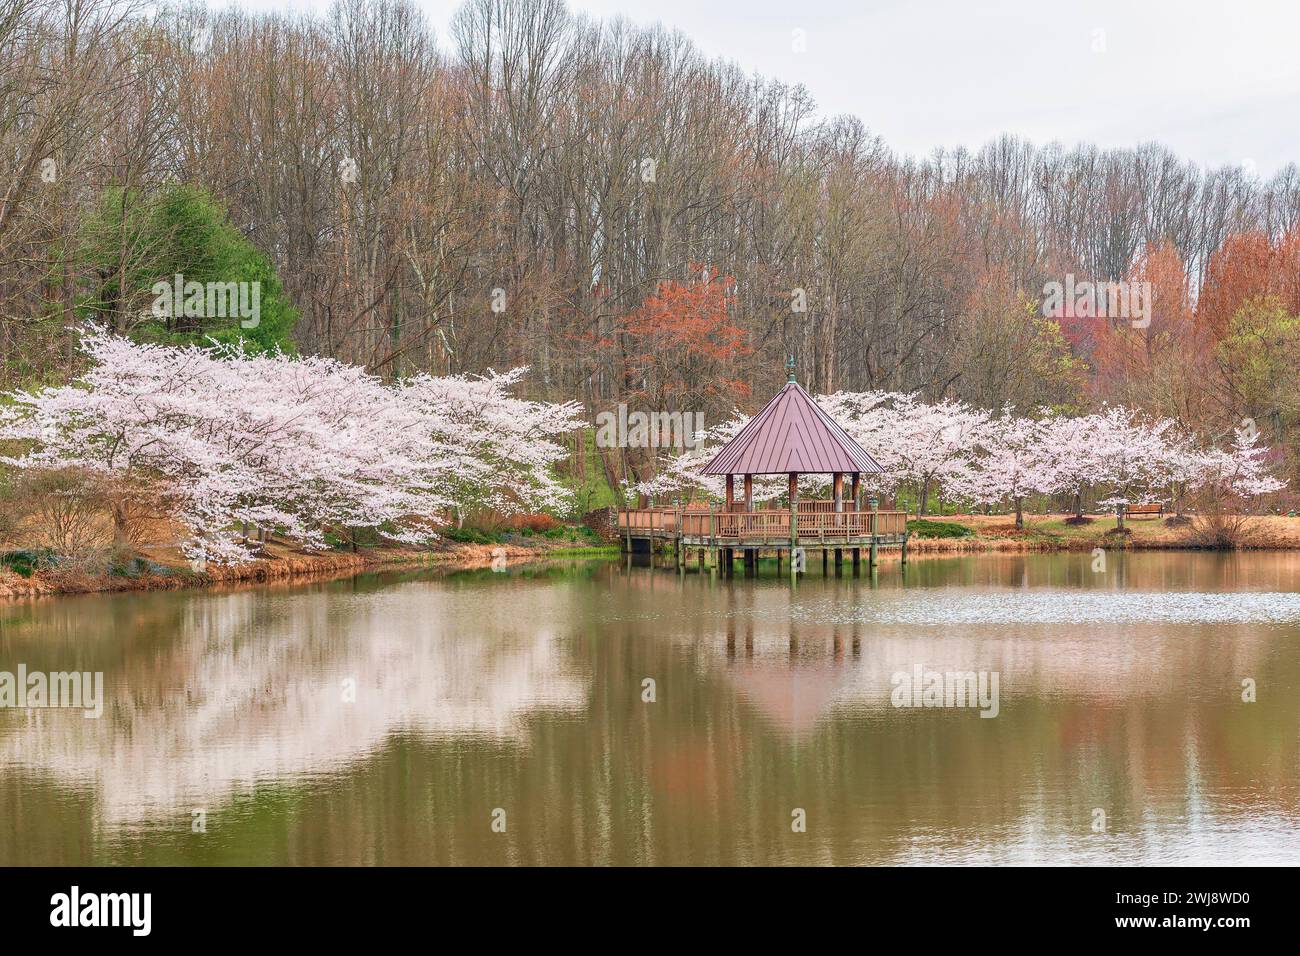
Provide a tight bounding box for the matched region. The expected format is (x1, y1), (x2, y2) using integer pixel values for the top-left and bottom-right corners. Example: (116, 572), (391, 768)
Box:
(0, 541), (617, 601)
(5, 513), (1300, 599)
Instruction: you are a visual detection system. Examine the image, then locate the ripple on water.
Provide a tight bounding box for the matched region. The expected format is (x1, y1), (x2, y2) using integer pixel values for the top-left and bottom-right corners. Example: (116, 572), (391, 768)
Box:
(793, 590), (1300, 627)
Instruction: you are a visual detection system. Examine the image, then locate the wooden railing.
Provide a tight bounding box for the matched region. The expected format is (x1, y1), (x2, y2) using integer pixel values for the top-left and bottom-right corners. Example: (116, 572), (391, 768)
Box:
(617, 507), (681, 533)
(722, 499), (855, 514)
(619, 506), (907, 540)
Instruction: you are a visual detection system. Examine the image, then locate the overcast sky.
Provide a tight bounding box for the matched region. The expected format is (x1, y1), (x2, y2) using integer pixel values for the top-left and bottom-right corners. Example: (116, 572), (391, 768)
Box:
(233, 0), (1300, 176)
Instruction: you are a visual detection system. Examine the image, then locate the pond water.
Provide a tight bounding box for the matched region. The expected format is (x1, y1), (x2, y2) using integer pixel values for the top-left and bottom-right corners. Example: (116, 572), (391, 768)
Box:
(1, 551), (1298, 865)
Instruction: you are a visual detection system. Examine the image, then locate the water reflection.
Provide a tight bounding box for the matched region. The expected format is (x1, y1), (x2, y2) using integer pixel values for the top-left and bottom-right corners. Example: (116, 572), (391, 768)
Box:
(0, 575), (588, 833)
(1, 552), (1298, 865)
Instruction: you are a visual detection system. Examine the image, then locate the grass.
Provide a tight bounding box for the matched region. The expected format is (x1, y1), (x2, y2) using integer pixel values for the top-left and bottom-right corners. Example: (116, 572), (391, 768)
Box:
(540, 524), (600, 542)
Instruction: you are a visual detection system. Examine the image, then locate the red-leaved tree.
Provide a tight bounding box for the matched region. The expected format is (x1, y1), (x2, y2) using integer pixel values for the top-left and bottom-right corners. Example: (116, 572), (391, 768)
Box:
(608, 264), (753, 419)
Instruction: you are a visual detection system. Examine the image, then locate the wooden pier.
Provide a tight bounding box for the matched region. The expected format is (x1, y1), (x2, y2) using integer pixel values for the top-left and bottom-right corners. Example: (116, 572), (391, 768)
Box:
(618, 501), (910, 575)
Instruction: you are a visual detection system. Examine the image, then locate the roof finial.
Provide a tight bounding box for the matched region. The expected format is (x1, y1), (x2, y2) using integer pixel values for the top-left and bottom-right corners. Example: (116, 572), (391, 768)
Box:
(786, 354), (796, 384)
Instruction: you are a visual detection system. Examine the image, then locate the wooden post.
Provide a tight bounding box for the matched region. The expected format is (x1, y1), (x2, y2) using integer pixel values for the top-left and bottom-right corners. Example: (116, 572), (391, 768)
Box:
(623, 507), (631, 554)
(869, 495), (879, 570)
(788, 470), (798, 541)
(833, 472), (844, 575)
(720, 483), (732, 575)
(744, 473), (754, 573)
(708, 506), (717, 579)
(788, 472), (798, 580)
(901, 530), (910, 565)
(852, 547), (860, 575)
(676, 508), (684, 574)
(851, 473), (861, 512)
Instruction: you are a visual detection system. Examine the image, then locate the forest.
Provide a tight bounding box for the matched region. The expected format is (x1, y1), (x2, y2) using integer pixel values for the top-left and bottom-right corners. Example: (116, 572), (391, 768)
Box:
(1, 0), (1298, 505)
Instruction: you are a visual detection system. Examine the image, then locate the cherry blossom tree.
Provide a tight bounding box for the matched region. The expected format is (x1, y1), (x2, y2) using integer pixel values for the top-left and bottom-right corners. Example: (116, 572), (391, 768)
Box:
(1195, 425), (1286, 499)
(1154, 428), (1212, 518)
(0, 328), (582, 563)
(1087, 406), (1178, 529)
(815, 391), (990, 512)
(1043, 413), (1105, 523)
(399, 368), (584, 522)
(957, 414), (1058, 529)
(631, 415), (791, 505)
(1179, 424), (1288, 546)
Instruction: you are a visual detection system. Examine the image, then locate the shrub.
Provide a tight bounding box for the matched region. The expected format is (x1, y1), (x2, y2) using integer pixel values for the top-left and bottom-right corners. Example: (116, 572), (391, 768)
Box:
(1189, 511), (1253, 549)
(906, 518), (974, 539)
(1188, 486), (1257, 550)
(1, 468), (113, 562)
(443, 527), (502, 545)
(1, 548), (58, 577)
(503, 513), (560, 533)
(108, 556), (172, 579)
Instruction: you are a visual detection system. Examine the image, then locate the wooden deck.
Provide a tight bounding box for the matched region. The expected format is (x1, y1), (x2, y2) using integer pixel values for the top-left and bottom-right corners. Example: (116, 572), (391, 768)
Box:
(618, 502), (908, 549)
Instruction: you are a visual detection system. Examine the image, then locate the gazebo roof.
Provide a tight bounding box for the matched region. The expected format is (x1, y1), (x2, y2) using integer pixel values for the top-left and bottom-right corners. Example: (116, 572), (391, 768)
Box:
(702, 380), (883, 476)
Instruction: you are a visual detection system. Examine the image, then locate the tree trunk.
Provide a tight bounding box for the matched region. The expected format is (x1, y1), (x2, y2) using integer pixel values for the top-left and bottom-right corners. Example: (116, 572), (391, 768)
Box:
(1014, 497), (1024, 530)
(111, 502), (131, 550)
(1073, 489), (1083, 521)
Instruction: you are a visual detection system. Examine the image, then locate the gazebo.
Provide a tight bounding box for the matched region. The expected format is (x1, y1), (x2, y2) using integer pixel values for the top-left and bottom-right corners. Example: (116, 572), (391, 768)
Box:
(618, 360), (908, 577)
(703, 358), (882, 520)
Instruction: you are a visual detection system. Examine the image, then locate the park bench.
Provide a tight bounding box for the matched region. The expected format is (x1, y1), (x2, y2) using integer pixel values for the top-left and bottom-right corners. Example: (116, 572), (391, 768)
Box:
(1124, 502), (1164, 519)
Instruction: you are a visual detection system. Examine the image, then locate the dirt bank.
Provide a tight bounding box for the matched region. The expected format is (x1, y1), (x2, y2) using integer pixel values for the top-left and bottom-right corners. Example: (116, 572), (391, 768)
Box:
(0, 539), (611, 600)
(914, 513), (1300, 551)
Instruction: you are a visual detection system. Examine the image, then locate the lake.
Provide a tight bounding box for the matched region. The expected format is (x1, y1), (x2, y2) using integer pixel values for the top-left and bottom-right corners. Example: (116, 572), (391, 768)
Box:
(2, 551), (1298, 865)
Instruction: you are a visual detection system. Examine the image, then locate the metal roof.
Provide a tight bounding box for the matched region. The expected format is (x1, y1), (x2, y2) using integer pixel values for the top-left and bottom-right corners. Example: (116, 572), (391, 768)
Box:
(701, 382), (883, 475)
